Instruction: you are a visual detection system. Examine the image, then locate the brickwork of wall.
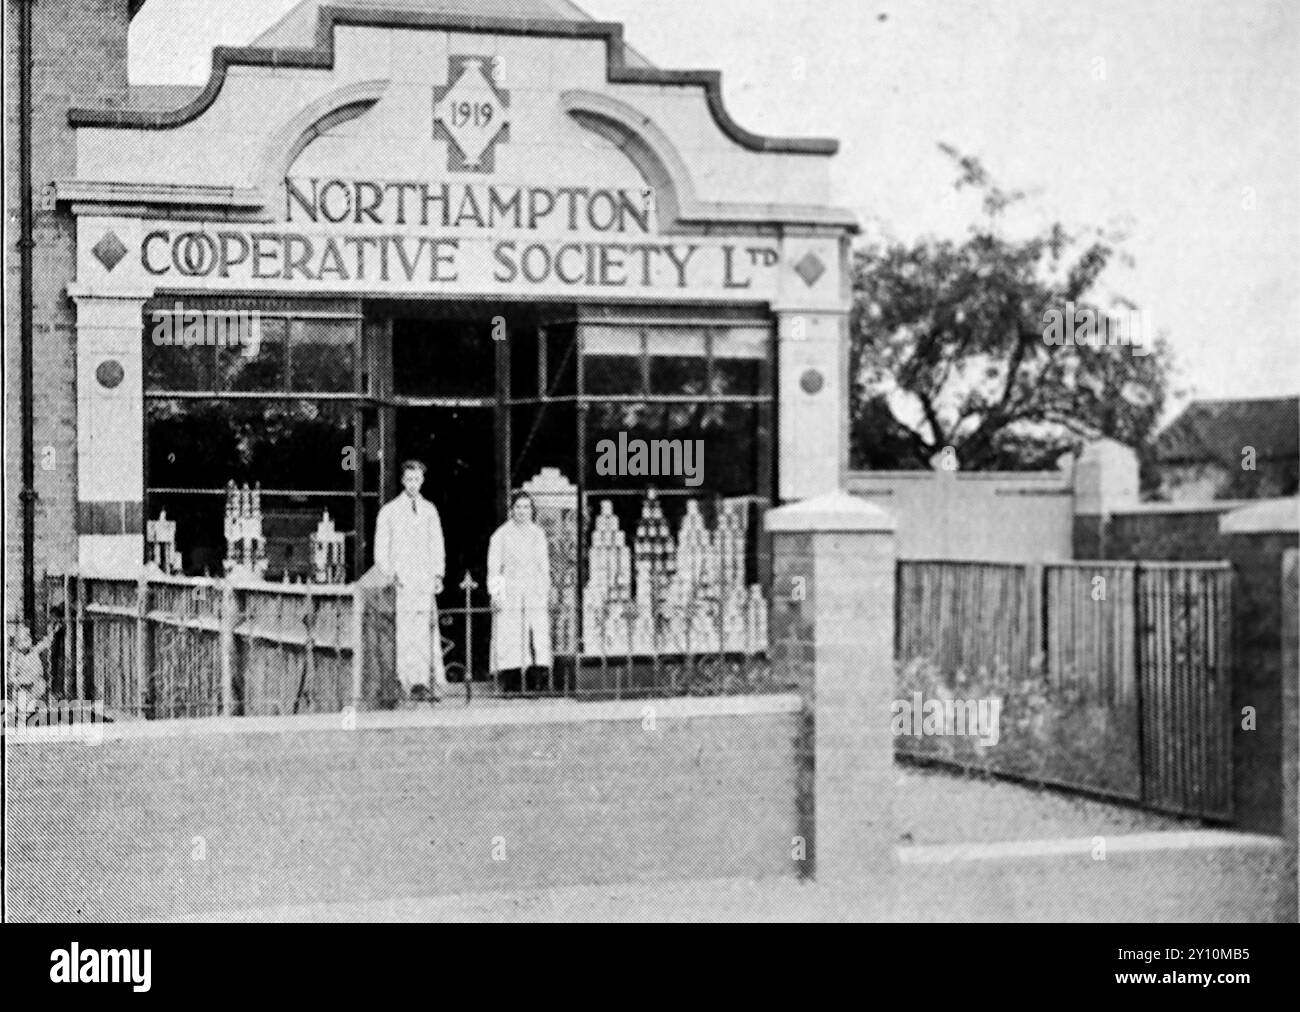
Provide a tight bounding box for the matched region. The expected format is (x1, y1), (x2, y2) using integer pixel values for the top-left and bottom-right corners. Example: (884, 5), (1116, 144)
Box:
(5, 0), (131, 627)
(7, 700), (804, 921)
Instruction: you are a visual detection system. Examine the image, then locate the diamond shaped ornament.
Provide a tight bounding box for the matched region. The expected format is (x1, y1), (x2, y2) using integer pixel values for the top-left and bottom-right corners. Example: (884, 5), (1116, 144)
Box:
(92, 231), (128, 272)
(433, 56), (511, 172)
(793, 251), (827, 287)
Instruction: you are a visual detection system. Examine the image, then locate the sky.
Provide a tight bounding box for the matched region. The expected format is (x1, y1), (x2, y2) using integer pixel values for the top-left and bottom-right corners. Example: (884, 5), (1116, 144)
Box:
(127, 0), (1299, 407)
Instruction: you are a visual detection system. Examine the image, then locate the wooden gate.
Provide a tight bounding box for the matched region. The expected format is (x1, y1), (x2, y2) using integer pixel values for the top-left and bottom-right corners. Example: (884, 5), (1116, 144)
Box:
(896, 559), (1235, 821)
(1136, 563), (1233, 821)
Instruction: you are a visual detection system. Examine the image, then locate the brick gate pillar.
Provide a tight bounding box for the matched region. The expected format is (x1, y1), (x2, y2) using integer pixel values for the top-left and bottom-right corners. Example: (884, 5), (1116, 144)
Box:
(766, 490), (897, 885)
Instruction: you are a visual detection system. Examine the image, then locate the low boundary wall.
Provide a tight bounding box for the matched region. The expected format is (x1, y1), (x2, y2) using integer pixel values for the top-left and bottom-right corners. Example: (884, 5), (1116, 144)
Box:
(7, 695), (806, 922)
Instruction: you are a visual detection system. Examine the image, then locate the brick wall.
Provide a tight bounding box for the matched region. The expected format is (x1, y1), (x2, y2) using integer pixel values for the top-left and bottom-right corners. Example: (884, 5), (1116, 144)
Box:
(1073, 508), (1238, 561)
(5, 0), (131, 628)
(1223, 531), (1296, 834)
(6, 699), (805, 921)
(1074, 508), (1298, 834)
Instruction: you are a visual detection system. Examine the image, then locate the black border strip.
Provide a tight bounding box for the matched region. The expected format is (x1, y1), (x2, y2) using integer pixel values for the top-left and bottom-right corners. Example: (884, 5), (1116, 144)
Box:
(69, 5), (838, 154)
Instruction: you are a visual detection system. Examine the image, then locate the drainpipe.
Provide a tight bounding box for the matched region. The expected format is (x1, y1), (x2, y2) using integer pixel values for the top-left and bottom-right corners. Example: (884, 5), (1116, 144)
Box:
(19, 0), (37, 626)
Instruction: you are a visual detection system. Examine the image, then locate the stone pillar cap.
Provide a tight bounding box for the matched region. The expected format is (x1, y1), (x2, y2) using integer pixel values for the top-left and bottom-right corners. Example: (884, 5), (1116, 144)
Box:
(765, 490), (897, 533)
(1219, 497), (1300, 535)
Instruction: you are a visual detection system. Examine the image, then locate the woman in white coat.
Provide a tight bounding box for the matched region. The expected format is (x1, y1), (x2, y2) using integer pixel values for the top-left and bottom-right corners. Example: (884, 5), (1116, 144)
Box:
(487, 493), (552, 693)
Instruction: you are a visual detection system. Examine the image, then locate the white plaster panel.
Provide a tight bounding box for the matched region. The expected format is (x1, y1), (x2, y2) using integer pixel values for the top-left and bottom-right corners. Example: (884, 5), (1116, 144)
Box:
(75, 294), (146, 505)
(774, 236), (843, 311)
(74, 290), (147, 332)
(390, 29), (450, 83)
(79, 536), (145, 576)
(777, 311), (843, 500)
(333, 26), (394, 82)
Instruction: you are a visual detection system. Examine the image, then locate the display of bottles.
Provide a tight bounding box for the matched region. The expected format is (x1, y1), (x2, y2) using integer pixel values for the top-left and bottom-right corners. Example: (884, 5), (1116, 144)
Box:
(310, 510), (347, 584)
(222, 480), (267, 579)
(146, 510), (181, 573)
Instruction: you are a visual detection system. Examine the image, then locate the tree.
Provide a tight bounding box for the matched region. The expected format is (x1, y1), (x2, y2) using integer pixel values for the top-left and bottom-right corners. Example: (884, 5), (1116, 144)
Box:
(850, 146), (1174, 473)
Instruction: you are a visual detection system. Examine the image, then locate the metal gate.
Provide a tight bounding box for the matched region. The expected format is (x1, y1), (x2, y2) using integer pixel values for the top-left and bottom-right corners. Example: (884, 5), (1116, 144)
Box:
(896, 559), (1235, 821)
(1136, 563), (1234, 821)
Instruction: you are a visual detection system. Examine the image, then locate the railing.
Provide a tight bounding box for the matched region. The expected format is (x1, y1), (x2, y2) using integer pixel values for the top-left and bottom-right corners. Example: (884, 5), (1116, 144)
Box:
(39, 570), (396, 719)
(436, 567), (778, 700)
(35, 562), (779, 718)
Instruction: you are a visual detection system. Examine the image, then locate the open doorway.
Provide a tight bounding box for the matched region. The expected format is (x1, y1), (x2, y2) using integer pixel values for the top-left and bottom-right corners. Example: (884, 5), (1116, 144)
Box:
(394, 405), (496, 595)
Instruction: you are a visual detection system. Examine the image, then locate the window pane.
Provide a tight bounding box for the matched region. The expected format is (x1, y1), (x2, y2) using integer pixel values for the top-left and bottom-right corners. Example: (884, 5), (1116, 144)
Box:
(392, 318), (493, 397)
(290, 319), (356, 392)
(147, 399), (357, 492)
(143, 324), (214, 391)
(582, 325), (641, 356)
(509, 324), (539, 399)
(545, 323), (578, 397)
(584, 355), (642, 395)
(218, 316), (286, 391)
(584, 401), (759, 497)
(711, 326), (769, 359)
(647, 328), (706, 395)
(649, 355), (707, 395)
(712, 358), (760, 396)
(511, 402), (577, 489)
(645, 329), (706, 357)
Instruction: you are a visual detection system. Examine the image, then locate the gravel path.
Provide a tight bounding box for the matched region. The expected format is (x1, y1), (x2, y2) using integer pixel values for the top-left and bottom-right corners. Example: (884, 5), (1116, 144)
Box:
(893, 760), (1205, 845)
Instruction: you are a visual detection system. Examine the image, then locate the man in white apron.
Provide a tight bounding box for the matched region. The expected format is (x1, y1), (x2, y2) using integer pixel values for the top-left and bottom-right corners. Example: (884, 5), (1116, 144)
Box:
(487, 493), (552, 692)
(373, 460), (446, 700)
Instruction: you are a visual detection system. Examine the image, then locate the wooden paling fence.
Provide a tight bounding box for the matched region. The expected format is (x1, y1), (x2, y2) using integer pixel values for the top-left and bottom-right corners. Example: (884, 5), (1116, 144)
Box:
(41, 571), (397, 719)
(896, 559), (1233, 821)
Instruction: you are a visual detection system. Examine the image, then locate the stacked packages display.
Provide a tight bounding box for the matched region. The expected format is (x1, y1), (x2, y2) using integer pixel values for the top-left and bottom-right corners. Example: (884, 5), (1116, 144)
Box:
(582, 492), (767, 658)
(310, 510), (347, 584)
(145, 510), (181, 573)
(519, 468), (579, 655)
(223, 480), (267, 579)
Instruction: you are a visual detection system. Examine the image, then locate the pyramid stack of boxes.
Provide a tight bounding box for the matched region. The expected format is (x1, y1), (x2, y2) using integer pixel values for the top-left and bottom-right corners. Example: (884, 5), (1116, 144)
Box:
(519, 468), (578, 655)
(582, 499), (634, 655)
(581, 492), (768, 658)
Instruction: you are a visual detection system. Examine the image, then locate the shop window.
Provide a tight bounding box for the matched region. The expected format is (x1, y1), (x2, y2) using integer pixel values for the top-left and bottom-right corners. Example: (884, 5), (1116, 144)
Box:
(217, 317), (287, 392)
(290, 319), (355, 392)
(584, 400), (758, 498)
(647, 329), (707, 395)
(147, 400), (356, 493)
(711, 325), (769, 397)
(544, 323), (578, 397)
(510, 402), (577, 488)
(508, 324), (539, 399)
(584, 355), (642, 395)
(148, 491), (360, 581)
(144, 328), (214, 391)
(579, 325), (637, 395)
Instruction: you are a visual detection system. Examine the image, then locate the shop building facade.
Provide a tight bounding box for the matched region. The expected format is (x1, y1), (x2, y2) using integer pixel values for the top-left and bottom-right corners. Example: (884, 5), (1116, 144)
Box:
(7, 0), (856, 626)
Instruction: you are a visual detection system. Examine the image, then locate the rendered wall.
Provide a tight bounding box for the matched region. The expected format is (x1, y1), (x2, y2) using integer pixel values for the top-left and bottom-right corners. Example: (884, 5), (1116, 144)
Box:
(846, 470), (1074, 562)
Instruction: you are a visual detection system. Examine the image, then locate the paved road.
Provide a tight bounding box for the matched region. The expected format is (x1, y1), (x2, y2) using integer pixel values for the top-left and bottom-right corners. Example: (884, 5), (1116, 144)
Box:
(178, 832), (1291, 922)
